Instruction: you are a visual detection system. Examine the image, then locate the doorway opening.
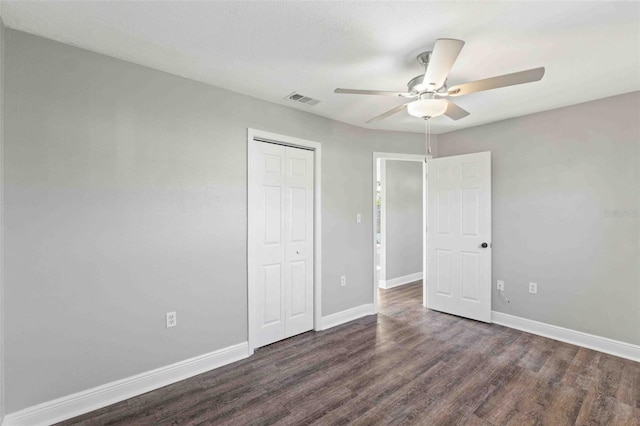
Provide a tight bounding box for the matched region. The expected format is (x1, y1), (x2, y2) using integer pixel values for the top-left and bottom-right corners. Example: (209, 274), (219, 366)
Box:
(372, 153), (427, 314)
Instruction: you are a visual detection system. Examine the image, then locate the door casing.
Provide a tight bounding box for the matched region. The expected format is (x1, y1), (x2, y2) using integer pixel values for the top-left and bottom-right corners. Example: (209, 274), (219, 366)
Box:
(247, 129), (322, 354)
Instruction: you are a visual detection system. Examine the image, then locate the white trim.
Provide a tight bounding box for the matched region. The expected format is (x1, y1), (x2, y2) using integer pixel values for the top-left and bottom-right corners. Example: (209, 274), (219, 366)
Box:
(247, 129), (322, 354)
(422, 157), (428, 308)
(0, 16), (5, 425)
(372, 153), (427, 315)
(379, 272), (423, 289)
(492, 311), (640, 363)
(3, 343), (250, 426)
(319, 304), (374, 331)
(378, 160), (386, 287)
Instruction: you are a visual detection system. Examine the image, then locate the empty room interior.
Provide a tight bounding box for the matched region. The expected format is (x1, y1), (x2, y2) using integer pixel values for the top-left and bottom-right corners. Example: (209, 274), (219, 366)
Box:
(0, 1), (638, 425)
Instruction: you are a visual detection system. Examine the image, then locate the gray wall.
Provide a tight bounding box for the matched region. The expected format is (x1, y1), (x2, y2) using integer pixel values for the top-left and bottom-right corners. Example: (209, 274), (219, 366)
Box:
(385, 160), (423, 280)
(3, 30), (425, 413)
(438, 92), (640, 346)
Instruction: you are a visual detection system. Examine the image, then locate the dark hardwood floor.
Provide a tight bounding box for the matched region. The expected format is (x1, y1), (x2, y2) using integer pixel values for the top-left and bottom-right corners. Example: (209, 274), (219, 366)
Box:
(58, 282), (640, 425)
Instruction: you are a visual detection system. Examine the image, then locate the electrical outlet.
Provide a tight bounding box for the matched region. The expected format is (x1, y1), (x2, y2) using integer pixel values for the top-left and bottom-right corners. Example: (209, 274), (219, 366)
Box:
(497, 280), (505, 291)
(356, 213), (361, 223)
(340, 276), (346, 286)
(529, 282), (538, 294)
(166, 311), (177, 328)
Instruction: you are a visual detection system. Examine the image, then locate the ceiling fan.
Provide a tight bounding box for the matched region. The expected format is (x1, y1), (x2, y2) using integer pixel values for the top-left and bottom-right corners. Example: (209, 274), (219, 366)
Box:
(334, 39), (545, 124)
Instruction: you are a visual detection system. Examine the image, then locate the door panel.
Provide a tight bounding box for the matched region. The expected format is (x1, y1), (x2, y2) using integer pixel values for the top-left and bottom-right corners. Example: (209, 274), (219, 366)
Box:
(461, 251), (480, 301)
(436, 190), (452, 234)
(262, 264), (282, 324)
(284, 147), (314, 337)
(253, 141), (314, 348)
(254, 143), (287, 347)
(461, 188), (479, 236)
(289, 260), (307, 317)
(435, 249), (453, 296)
(263, 186), (282, 244)
(427, 151), (491, 323)
(289, 187), (307, 242)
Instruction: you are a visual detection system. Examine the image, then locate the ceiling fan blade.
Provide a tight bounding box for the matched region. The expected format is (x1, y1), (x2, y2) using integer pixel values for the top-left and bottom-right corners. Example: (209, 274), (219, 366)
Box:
(444, 99), (470, 120)
(366, 103), (409, 124)
(448, 67), (545, 97)
(423, 39), (465, 90)
(335, 88), (410, 97)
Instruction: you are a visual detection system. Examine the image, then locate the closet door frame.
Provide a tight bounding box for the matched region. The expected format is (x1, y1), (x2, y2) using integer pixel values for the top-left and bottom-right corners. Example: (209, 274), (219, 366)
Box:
(247, 129), (322, 355)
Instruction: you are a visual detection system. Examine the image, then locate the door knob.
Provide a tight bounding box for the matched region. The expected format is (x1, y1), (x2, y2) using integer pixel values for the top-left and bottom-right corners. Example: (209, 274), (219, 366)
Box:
(296, 250), (300, 254)
(481, 242), (489, 248)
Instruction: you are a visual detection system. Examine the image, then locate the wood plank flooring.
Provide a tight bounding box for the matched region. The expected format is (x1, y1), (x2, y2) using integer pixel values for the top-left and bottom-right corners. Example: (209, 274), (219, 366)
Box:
(58, 282), (640, 425)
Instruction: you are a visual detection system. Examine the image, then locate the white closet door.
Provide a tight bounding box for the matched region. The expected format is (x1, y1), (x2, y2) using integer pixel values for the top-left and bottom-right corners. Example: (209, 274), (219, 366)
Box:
(284, 147), (314, 337)
(254, 142), (287, 348)
(253, 141), (314, 348)
(427, 151), (492, 323)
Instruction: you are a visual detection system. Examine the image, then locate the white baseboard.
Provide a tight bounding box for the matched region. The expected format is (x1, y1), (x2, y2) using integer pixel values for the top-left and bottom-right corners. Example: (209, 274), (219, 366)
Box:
(379, 272), (422, 289)
(3, 342), (250, 426)
(320, 304), (374, 330)
(492, 311), (640, 363)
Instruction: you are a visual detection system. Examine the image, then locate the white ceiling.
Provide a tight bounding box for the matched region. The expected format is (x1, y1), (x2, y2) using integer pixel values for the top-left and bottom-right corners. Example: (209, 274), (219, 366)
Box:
(2, 1), (639, 134)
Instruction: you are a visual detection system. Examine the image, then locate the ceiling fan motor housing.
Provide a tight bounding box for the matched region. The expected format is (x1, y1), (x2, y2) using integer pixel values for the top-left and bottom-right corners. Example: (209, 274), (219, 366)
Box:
(408, 50), (447, 95)
(408, 74), (426, 93)
(408, 74), (447, 95)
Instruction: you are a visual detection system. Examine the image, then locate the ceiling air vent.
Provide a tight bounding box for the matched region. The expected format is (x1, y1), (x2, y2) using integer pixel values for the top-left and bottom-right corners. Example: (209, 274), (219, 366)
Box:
(285, 92), (320, 106)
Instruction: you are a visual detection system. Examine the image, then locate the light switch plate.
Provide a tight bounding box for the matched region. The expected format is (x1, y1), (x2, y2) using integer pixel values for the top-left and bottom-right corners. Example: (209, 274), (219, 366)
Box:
(529, 282), (538, 294)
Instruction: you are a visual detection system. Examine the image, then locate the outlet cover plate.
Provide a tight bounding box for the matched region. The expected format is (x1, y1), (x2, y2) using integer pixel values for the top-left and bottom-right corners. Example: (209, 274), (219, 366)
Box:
(529, 282), (538, 294)
(166, 311), (177, 328)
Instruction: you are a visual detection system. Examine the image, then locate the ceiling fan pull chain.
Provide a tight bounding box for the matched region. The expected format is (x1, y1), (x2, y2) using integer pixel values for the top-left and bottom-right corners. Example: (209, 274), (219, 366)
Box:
(425, 120), (428, 155)
(429, 119), (432, 156)
(425, 118), (432, 156)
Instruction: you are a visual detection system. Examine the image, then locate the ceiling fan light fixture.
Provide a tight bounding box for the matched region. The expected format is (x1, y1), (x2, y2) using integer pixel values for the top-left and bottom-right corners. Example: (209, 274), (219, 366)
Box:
(407, 98), (448, 119)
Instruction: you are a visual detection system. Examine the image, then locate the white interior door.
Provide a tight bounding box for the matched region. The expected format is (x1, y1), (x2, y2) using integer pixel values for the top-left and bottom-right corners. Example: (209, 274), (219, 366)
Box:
(253, 141), (314, 348)
(427, 151), (492, 322)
